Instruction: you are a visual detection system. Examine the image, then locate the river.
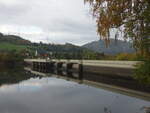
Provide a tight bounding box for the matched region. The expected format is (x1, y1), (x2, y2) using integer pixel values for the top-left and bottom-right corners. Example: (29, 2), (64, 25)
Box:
(0, 68), (149, 113)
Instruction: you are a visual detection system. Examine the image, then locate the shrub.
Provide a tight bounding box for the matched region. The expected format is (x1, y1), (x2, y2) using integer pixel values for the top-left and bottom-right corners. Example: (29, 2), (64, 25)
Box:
(116, 53), (145, 61)
(0, 52), (23, 62)
(134, 60), (150, 85)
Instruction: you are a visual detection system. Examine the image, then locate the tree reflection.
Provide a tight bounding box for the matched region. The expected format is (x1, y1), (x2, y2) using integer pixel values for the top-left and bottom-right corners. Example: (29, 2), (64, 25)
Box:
(141, 106), (150, 113)
(104, 107), (112, 113)
(0, 67), (31, 87)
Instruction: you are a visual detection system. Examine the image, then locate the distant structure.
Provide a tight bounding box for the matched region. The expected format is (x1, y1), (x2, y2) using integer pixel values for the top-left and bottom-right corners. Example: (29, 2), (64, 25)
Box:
(35, 49), (49, 58)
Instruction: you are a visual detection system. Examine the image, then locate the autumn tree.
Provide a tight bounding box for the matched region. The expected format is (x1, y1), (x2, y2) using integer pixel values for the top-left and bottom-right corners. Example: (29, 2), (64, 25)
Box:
(84, 0), (150, 58)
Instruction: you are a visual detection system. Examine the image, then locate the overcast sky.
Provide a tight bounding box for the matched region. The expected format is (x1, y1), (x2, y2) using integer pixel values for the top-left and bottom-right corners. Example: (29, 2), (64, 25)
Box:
(0, 0), (101, 45)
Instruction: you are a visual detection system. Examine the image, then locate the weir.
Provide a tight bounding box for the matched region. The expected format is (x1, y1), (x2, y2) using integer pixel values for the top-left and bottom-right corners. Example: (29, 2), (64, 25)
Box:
(25, 59), (83, 80)
(24, 59), (150, 93)
(24, 59), (139, 77)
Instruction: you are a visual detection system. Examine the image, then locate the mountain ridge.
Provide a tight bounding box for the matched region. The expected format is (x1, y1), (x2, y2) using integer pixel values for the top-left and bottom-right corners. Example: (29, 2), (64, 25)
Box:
(82, 39), (135, 55)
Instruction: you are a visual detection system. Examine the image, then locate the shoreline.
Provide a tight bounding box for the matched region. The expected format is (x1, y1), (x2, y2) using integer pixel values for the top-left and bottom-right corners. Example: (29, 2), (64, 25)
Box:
(0, 61), (23, 69)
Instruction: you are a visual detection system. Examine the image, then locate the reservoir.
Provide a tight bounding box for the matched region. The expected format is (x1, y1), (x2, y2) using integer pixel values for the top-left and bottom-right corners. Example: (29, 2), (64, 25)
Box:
(0, 68), (150, 113)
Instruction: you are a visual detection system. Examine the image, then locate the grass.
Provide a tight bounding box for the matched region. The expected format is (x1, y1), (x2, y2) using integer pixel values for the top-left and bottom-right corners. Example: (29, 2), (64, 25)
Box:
(0, 42), (27, 51)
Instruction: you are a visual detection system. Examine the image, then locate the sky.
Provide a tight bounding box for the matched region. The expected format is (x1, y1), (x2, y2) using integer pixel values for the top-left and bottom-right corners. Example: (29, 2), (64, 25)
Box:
(0, 0), (102, 45)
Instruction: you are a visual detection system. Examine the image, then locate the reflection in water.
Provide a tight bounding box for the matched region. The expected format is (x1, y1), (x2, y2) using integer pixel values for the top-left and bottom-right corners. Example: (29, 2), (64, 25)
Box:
(141, 107), (150, 113)
(0, 69), (150, 113)
(104, 107), (112, 113)
(0, 68), (30, 87)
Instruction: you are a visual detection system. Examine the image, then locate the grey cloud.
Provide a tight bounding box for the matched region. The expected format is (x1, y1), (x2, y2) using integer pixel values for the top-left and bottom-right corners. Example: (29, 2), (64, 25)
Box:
(0, 2), (32, 25)
(47, 19), (96, 35)
(0, 0), (99, 45)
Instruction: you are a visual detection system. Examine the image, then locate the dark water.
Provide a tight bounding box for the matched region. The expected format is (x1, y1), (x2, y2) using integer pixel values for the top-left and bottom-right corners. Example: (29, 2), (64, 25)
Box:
(0, 68), (150, 113)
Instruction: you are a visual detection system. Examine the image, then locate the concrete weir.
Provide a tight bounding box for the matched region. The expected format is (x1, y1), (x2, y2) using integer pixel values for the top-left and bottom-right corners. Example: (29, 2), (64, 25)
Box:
(24, 59), (139, 77)
(25, 59), (83, 80)
(24, 59), (150, 93)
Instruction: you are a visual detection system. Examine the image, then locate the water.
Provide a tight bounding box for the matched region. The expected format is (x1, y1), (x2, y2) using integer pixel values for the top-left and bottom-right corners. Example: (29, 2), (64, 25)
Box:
(0, 68), (150, 113)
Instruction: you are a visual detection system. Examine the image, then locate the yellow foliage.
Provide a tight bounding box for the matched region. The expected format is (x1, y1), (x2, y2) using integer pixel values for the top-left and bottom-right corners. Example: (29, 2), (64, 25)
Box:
(116, 53), (144, 61)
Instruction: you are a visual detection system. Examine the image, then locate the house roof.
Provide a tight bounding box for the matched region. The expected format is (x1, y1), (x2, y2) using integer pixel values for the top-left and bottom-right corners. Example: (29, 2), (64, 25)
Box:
(36, 49), (48, 55)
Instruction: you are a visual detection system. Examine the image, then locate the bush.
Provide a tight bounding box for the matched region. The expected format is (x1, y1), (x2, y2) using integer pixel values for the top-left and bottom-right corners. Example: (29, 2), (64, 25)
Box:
(0, 52), (23, 62)
(116, 53), (145, 61)
(134, 60), (150, 85)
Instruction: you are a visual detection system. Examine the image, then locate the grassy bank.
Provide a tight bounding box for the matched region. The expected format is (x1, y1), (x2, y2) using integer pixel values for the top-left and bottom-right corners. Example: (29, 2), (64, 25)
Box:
(0, 52), (24, 68)
(0, 42), (27, 52)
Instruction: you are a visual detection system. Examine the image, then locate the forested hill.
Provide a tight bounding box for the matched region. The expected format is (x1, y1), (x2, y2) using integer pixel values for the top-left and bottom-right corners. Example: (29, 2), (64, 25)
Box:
(0, 32), (94, 54)
(0, 32), (101, 60)
(0, 32), (135, 56)
(39, 43), (86, 53)
(82, 39), (135, 55)
(0, 32), (31, 45)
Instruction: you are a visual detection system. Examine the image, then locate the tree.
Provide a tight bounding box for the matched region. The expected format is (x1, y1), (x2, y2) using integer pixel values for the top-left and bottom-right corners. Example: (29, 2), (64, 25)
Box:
(84, 0), (150, 58)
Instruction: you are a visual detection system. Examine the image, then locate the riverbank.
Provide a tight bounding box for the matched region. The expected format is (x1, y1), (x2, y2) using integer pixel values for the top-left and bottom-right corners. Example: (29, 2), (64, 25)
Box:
(0, 52), (24, 68)
(0, 61), (23, 69)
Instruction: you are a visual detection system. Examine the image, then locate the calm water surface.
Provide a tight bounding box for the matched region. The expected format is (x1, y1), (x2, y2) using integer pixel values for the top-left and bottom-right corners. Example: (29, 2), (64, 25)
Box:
(0, 69), (150, 113)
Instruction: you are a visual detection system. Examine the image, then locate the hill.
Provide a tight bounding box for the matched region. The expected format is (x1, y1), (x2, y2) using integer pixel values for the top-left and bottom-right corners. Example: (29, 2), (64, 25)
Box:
(0, 32), (31, 52)
(0, 33), (31, 45)
(0, 32), (102, 59)
(44, 43), (86, 53)
(0, 42), (27, 52)
(30, 42), (103, 59)
(82, 39), (135, 55)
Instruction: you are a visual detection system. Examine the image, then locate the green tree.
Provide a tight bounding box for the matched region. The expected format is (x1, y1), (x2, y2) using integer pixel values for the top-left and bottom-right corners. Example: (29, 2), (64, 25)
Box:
(134, 60), (150, 85)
